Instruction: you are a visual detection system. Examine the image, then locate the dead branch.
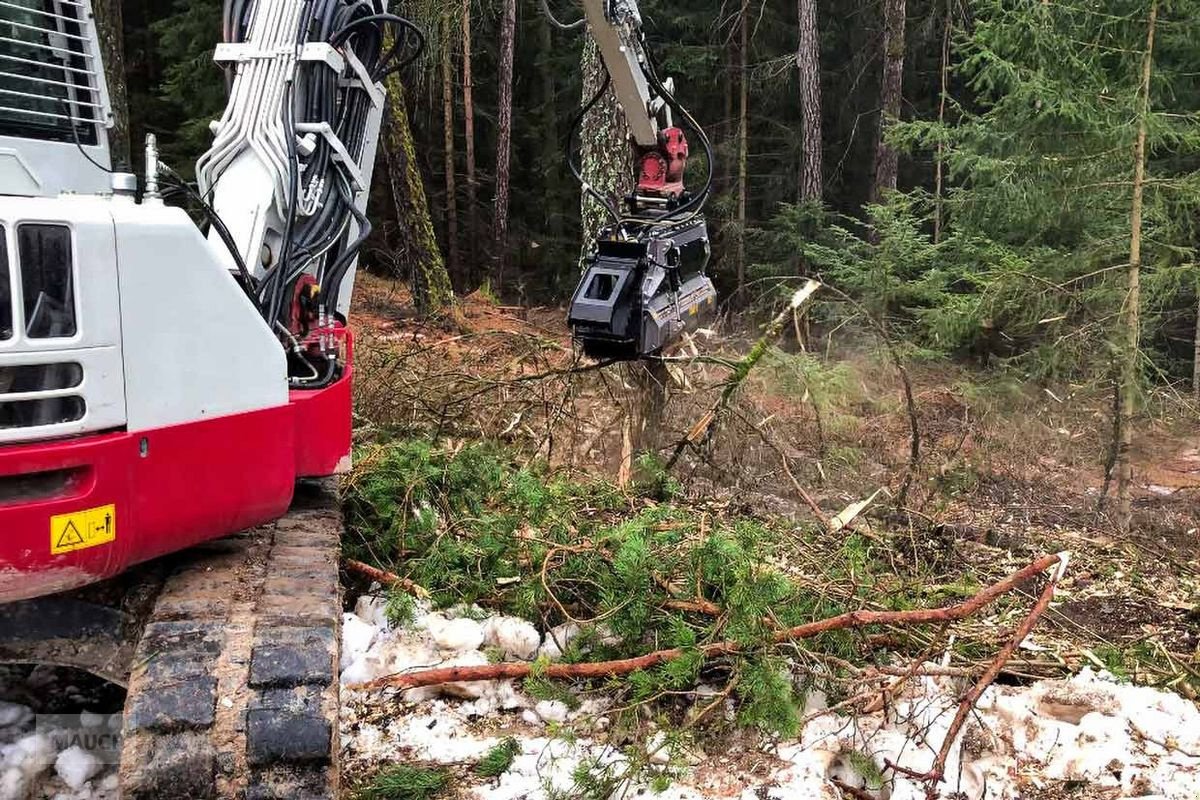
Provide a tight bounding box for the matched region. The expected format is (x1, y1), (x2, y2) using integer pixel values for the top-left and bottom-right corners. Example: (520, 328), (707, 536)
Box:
(885, 554), (1070, 798)
(832, 778), (881, 800)
(349, 553), (1067, 692)
(667, 280), (821, 470)
(344, 559), (430, 599)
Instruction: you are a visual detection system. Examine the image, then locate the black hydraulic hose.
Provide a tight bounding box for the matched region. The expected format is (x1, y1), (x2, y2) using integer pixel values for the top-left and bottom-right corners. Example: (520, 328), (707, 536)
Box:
(540, 0), (586, 30)
(566, 71), (623, 228)
(159, 170), (260, 310)
(322, 180), (372, 313)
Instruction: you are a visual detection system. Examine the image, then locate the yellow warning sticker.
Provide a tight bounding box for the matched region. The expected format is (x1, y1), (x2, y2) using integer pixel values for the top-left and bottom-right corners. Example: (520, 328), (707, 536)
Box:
(50, 505), (117, 555)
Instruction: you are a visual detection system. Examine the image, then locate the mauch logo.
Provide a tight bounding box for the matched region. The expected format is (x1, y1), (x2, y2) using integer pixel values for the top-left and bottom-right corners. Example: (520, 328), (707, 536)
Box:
(36, 713), (123, 765)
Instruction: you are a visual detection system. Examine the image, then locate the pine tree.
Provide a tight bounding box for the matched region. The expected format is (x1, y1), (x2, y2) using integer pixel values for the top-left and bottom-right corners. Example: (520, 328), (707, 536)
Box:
(871, 0), (906, 203)
(796, 0), (823, 202)
(493, 0), (518, 286)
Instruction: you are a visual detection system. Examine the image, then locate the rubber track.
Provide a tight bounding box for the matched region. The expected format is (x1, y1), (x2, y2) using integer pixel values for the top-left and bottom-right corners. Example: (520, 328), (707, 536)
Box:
(119, 483), (343, 799)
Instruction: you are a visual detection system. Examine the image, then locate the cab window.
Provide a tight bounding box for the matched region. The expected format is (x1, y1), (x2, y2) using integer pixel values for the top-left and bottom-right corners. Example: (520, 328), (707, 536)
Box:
(18, 224), (76, 338)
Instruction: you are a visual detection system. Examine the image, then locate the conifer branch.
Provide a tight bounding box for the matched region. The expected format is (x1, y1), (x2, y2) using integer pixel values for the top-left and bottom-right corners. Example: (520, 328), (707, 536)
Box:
(349, 552), (1067, 692)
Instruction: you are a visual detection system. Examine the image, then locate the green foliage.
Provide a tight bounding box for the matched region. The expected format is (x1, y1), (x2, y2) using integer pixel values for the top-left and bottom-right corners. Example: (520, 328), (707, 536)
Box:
(385, 590), (418, 629)
(632, 453), (684, 501)
(845, 750), (885, 791)
(476, 738), (521, 778)
(736, 657), (801, 737)
(356, 765), (449, 800)
(343, 438), (923, 738)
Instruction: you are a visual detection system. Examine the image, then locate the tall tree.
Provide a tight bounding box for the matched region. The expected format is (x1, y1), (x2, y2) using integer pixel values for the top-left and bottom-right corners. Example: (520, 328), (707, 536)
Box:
(493, 0), (518, 285)
(796, 0), (822, 202)
(1194, 291), (1200, 400)
(578, 36), (632, 265)
(932, 0), (951, 243)
(440, 7), (461, 284)
(1116, 0), (1158, 531)
(735, 0), (750, 294)
(462, 0), (479, 277)
(870, 0), (906, 203)
(92, 0), (131, 167)
(381, 70), (453, 312)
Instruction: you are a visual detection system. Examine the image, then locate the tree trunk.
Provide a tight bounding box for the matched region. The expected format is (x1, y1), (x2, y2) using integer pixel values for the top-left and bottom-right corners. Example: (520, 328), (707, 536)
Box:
(462, 0), (478, 282)
(579, 37), (633, 266)
(381, 70), (453, 312)
(440, 9), (461, 285)
(870, 0), (906, 204)
(91, 0), (130, 168)
(493, 0), (517, 287)
(933, 0), (951, 243)
(796, 0), (823, 202)
(1194, 286), (1200, 400)
(1116, 0), (1158, 532)
(539, 17), (564, 250)
(735, 0), (750, 295)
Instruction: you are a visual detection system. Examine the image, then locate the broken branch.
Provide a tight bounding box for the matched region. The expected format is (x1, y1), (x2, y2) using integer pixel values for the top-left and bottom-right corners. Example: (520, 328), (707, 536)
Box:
(886, 553), (1070, 797)
(349, 553), (1067, 692)
(667, 280), (821, 469)
(344, 559), (430, 599)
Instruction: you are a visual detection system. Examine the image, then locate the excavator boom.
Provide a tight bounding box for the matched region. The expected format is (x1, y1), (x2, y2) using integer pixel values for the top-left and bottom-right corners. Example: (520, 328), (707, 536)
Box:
(567, 0), (717, 360)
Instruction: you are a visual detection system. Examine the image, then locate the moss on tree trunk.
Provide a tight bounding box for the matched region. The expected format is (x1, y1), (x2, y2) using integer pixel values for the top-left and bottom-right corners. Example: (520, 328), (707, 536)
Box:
(382, 67), (453, 313)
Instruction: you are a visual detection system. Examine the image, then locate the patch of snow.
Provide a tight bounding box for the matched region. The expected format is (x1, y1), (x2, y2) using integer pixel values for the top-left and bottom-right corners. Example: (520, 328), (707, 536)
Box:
(341, 613), (379, 670)
(0, 702), (31, 730)
(54, 745), (102, 791)
(537, 622), (583, 661)
(425, 615), (486, 653)
(534, 700), (570, 724)
(341, 606), (1200, 800)
(482, 617), (541, 661)
(353, 595), (391, 630)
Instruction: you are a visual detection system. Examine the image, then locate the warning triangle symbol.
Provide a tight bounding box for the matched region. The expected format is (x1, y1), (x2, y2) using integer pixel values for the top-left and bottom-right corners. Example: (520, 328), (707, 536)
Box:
(57, 521), (85, 549)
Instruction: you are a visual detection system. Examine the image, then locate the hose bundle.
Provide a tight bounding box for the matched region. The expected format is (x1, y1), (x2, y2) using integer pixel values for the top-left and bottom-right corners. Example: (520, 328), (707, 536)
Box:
(221, 0), (424, 339)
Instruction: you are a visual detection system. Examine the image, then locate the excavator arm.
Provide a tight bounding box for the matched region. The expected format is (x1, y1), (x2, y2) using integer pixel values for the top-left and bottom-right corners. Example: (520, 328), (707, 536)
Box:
(567, 0), (718, 360)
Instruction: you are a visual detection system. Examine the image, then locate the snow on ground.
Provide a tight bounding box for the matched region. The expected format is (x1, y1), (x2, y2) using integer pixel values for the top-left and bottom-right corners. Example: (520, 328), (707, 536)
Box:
(340, 595), (1200, 799)
(0, 711), (120, 800)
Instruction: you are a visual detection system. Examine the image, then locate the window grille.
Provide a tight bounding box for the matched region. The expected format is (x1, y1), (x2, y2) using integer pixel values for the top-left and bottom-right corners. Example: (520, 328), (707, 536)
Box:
(0, 0), (103, 145)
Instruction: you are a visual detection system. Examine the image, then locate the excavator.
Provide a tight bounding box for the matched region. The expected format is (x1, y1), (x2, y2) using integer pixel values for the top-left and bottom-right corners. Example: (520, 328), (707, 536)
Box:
(0, 0), (714, 796)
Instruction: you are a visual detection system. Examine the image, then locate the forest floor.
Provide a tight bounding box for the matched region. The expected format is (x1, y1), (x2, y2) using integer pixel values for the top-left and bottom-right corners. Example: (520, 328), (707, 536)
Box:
(339, 273), (1199, 799)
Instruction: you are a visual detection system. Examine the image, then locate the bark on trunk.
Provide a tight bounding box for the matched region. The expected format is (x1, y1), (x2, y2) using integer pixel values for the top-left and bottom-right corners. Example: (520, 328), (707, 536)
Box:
(796, 0), (823, 202)
(381, 70), (453, 312)
(1194, 288), (1200, 401)
(540, 18), (564, 248)
(462, 0), (478, 281)
(1116, 0), (1158, 532)
(493, 0), (518, 287)
(440, 10), (461, 284)
(579, 37), (633, 266)
(735, 0), (750, 295)
(933, 0), (951, 243)
(870, 0), (906, 204)
(91, 0), (130, 168)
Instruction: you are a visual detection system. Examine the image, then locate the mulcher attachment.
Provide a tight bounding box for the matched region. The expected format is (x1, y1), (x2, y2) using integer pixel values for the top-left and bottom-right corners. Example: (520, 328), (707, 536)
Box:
(569, 217), (716, 360)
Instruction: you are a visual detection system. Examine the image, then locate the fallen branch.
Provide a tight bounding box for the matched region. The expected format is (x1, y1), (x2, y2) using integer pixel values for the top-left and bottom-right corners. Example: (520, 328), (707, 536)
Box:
(666, 280), (821, 470)
(344, 559), (430, 599)
(886, 553), (1070, 798)
(349, 553), (1067, 692)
